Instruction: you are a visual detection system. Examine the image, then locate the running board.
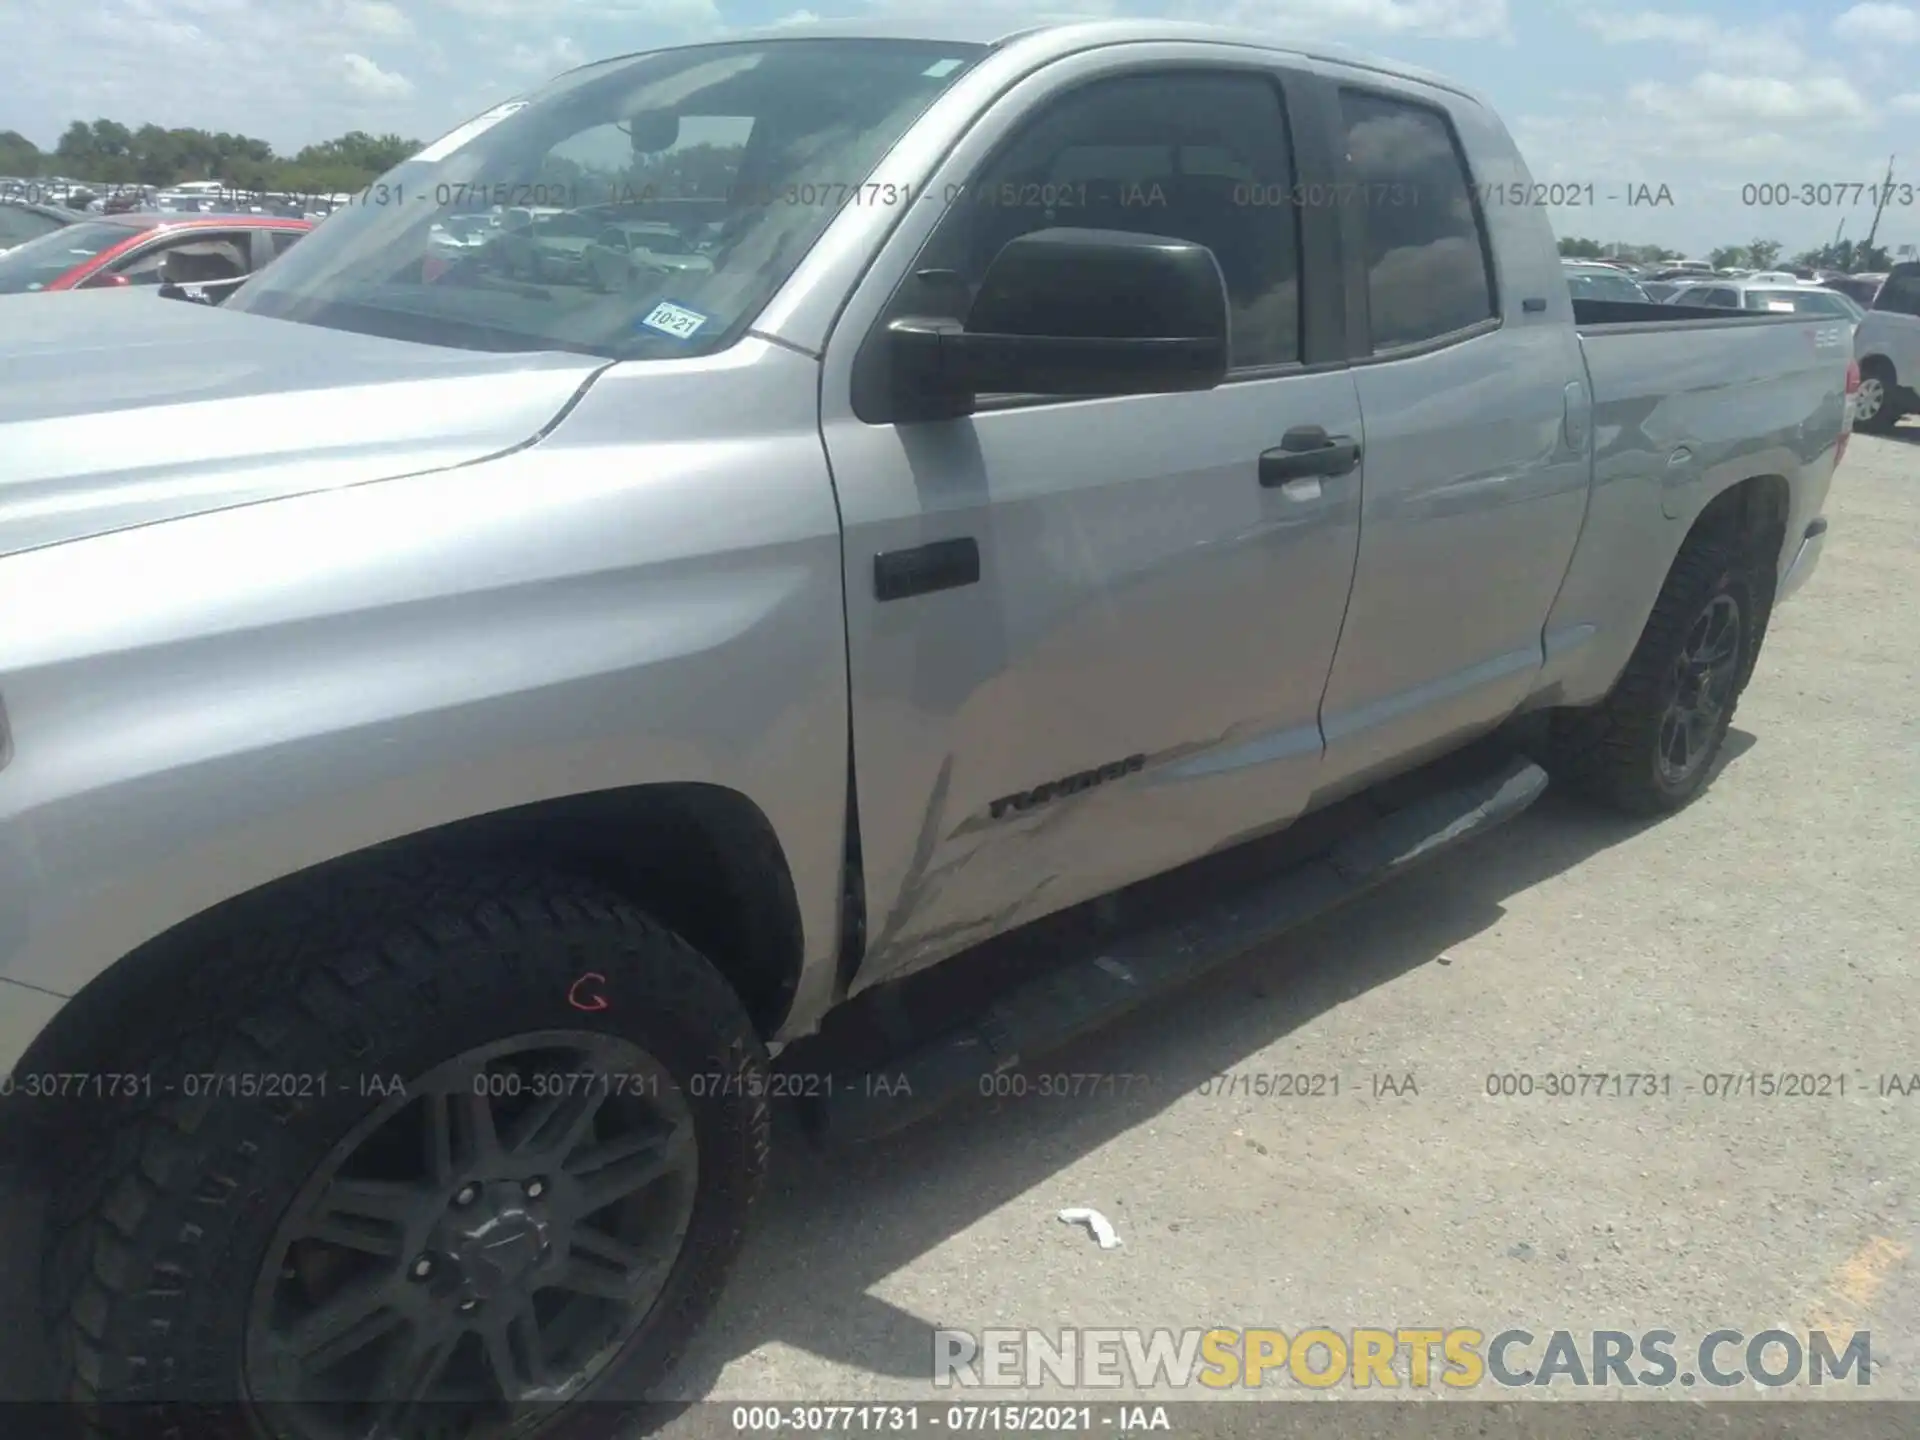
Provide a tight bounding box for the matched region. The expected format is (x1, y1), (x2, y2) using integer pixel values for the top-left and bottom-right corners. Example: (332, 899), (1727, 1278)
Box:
(812, 755), (1548, 1145)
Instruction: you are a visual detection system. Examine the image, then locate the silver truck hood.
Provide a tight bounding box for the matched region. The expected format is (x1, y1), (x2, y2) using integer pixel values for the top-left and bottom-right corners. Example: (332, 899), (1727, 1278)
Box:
(0, 290), (608, 557)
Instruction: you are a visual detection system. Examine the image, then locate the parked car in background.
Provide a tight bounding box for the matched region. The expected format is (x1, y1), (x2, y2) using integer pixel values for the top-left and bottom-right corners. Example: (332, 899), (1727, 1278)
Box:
(429, 212), (496, 256)
(0, 198), (82, 255)
(1562, 261), (1653, 302)
(1853, 261), (1920, 432)
(492, 205), (579, 279)
(586, 218), (716, 292)
(1641, 279), (1684, 302)
(0, 212), (311, 296)
(1728, 285), (1862, 321)
(1665, 280), (1854, 317)
(1829, 273), (1886, 308)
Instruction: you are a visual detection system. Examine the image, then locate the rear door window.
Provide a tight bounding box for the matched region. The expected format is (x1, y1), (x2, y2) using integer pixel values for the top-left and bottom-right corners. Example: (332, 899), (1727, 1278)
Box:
(112, 232), (252, 285)
(1337, 89), (1496, 350)
(1873, 265), (1920, 316)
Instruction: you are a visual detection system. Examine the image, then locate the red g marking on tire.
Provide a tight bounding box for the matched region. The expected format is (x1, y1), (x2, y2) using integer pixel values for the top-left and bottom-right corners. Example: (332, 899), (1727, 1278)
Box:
(567, 972), (610, 1012)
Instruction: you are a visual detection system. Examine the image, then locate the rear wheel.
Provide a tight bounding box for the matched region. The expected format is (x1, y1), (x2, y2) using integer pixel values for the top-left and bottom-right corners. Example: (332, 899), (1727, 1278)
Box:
(43, 867), (770, 1440)
(1548, 534), (1764, 815)
(1853, 359), (1902, 434)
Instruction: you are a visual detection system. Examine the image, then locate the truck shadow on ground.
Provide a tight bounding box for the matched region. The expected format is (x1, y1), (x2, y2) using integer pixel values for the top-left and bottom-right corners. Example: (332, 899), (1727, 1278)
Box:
(0, 736), (1759, 1407)
(657, 730), (1759, 1401)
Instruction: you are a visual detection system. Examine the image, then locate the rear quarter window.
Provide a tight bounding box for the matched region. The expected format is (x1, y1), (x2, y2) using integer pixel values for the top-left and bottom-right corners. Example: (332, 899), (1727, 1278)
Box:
(1336, 89), (1496, 350)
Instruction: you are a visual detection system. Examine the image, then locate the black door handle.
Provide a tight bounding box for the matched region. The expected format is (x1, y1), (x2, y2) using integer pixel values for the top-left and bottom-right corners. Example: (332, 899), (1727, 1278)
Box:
(1259, 427), (1362, 487)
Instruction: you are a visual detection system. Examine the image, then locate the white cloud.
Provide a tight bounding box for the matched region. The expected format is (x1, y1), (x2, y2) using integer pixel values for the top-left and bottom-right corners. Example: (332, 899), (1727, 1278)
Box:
(1629, 72), (1870, 127)
(773, 8), (823, 24)
(340, 1), (414, 40)
(340, 52), (414, 99)
(1833, 3), (1920, 46)
(1891, 92), (1920, 112)
(813, 0), (1508, 41)
(508, 35), (587, 73)
(1166, 0), (1513, 40)
(1576, 8), (1803, 71)
(434, 0), (719, 20)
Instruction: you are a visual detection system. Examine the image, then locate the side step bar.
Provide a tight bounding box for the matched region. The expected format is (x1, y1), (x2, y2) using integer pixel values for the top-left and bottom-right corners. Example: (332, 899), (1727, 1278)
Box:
(812, 755), (1548, 1145)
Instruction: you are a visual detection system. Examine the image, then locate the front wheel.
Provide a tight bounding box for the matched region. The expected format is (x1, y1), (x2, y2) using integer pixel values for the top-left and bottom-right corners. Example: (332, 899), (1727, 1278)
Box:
(43, 869), (770, 1440)
(1547, 536), (1763, 815)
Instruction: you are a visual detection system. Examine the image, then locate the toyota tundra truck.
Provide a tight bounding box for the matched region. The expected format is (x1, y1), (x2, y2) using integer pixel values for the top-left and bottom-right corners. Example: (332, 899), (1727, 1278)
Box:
(0, 19), (1850, 1440)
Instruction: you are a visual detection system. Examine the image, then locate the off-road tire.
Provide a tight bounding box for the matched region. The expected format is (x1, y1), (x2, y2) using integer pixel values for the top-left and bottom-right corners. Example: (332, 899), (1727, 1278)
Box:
(41, 864), (771, 1440)
(1547, 533), (1768, 816)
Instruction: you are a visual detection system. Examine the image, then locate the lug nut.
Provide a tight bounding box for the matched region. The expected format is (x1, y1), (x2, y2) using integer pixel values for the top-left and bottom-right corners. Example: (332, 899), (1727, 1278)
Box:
(525, 1178), (546, 1199)
(411, 1255), (434, 1280)
(453, 1183), (478, 1207)
(459, 1298), (478, 1312)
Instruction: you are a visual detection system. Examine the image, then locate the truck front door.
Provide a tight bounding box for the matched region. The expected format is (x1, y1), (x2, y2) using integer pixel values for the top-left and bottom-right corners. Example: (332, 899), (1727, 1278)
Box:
(821, 49), (1366, 990)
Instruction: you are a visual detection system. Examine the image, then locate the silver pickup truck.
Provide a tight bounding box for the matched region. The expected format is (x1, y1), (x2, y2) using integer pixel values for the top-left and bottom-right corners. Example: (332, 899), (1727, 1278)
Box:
(0, 19), (1851, 1439)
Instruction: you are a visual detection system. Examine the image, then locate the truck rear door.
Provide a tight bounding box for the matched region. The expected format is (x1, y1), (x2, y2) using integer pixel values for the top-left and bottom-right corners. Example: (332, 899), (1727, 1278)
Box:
(820, 47), (1365, 991)
(1308, 72), (1594, 797)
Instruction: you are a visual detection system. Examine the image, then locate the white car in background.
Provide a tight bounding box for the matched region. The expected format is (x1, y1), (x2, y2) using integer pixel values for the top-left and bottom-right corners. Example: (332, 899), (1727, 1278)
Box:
(1666, 280), (1860, 321)
(585, 219), (715, 292)
(1561, 261), (1654, 302)
(1853, 261), (1920, 432)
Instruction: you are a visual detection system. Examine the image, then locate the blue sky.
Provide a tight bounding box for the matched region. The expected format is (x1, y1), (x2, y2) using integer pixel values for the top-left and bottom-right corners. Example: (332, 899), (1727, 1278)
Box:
(2, 0), (1916, 255)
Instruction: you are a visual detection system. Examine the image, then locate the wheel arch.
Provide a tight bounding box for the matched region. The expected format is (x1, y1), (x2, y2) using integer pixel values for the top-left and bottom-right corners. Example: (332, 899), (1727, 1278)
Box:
(1660, 472), (1790, 695)
(14, 782), (809, 1086)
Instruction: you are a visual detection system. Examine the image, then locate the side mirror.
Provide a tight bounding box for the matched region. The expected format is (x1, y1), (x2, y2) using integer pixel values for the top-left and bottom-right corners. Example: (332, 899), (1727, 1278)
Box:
(887, 228), (1229, 418)
(627, 111), (681, 154)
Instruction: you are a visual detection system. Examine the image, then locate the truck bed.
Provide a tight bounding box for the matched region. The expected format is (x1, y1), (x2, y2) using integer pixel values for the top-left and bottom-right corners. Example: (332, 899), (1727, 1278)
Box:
(1570, 297), (1802, 329)
(1539, 296), (1849, 711)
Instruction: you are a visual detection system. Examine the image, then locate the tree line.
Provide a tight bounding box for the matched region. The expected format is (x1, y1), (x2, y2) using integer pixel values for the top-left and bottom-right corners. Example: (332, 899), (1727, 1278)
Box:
(2, 117), (755, 207)
(1559, 235), (1894, 273)
(0, 121), (424, 196)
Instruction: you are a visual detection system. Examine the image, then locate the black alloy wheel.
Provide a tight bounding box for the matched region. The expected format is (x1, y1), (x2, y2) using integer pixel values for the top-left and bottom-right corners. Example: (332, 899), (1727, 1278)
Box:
(245, 1034), (697, 1440)
(1653, 593), (1741, 788)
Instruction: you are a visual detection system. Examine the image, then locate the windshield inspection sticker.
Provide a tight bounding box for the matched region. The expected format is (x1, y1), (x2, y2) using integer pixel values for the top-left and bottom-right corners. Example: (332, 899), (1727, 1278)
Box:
(639, 301), (710, 340)
(923, 58), (965, 77)
(411, 101), (530, 164)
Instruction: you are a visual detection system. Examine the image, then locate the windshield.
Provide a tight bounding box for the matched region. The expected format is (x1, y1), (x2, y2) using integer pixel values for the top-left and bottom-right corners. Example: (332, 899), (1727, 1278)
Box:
(225, 38), (986, 358)
(1564, 267), (1648, 302)
(0, 204), (70, 247)
(0, 219), (143, 292)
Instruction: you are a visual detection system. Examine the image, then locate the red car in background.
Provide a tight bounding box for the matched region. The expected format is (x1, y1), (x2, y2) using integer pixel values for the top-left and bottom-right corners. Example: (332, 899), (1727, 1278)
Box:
(0, 212), (311, 297)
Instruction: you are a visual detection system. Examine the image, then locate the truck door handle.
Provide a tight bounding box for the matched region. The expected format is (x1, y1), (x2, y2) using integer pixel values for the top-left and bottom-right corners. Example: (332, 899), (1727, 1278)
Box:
(1259, 428), (1361, 487)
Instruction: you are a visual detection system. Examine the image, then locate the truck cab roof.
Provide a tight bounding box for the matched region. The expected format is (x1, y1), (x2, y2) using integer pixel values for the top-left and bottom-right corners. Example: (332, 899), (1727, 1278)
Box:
(580, 17), (1490, 108)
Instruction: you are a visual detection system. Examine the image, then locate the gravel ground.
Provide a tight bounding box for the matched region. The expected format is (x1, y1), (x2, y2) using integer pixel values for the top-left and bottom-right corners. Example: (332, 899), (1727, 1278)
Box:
(0, 430), (1913, 1438)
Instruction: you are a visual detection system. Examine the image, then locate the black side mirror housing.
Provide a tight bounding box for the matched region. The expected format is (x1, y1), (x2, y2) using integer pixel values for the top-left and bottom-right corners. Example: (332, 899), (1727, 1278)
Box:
(888, 228), (1230, 418)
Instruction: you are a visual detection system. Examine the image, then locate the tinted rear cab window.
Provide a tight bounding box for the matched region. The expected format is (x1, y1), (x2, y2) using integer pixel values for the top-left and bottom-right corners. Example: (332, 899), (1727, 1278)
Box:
(1337, 89), (1496, 350)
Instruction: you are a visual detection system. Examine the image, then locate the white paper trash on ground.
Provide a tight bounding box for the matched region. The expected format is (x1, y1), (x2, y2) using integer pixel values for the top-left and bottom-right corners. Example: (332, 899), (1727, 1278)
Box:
(1058, 1207), (1123, 1249)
